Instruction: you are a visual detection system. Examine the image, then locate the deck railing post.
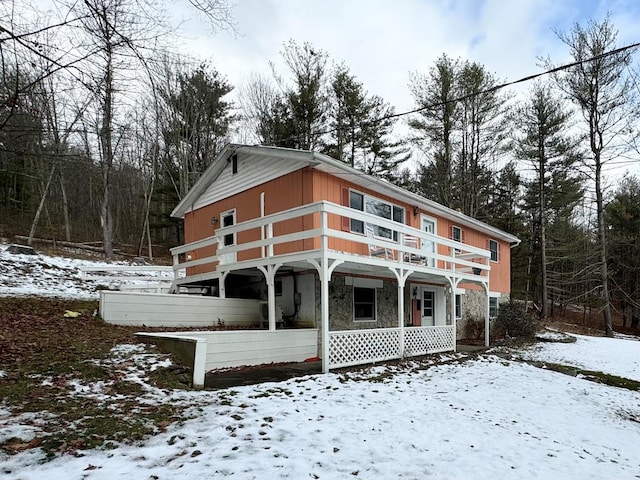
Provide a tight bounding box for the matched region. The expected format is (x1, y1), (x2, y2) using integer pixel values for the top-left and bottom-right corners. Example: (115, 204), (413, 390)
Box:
(267, 223), (274, 258)
(172, 254), (179, 279)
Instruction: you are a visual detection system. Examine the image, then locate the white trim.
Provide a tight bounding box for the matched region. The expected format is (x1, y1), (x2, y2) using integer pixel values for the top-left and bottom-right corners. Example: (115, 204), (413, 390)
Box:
(345, 277), (384, 289)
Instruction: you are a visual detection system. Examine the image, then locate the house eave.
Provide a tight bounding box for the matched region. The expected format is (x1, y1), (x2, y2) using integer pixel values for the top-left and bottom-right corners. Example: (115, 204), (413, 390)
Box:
(172, 143), (520, 245)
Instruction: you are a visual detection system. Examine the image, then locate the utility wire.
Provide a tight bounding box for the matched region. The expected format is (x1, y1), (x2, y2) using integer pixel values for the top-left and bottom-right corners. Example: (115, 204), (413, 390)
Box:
(263, 40), (640, 148)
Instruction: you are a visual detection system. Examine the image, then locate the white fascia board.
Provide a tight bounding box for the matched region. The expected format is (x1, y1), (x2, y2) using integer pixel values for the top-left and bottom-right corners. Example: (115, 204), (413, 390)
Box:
(171, 144), (319, 219)
(171, 144), (237, 219)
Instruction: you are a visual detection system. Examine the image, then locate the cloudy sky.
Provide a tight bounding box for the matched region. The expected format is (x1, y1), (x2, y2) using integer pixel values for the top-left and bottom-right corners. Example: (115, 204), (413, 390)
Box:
(176, 0), (640, 118)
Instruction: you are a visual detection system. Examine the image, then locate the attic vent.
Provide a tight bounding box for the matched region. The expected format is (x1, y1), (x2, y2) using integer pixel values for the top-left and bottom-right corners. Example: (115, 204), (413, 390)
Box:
(231, 154), (238, 174)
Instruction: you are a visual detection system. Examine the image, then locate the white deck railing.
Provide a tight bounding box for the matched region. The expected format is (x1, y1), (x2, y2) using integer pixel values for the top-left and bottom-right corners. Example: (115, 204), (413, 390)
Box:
(328, 325), (455, 369)
(171, 200), (491, 279)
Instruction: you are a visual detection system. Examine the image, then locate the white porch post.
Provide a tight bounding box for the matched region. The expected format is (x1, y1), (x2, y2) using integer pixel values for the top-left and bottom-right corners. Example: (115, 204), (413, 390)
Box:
(448, 278), (458, 352)
(392, 268), (411, 359)
(309, 210), (342, 373)
(398, 282), (405, 358)
(258, 265), (281, 332)
(267, 273), (276, 331)
(320, 260), (330, 373)
(483, 283), (490, 347)
(219, 271), (228, 299)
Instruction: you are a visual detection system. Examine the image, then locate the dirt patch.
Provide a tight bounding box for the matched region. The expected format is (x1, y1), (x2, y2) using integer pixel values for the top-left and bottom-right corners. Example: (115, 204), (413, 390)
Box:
(0, 297), (189, 459)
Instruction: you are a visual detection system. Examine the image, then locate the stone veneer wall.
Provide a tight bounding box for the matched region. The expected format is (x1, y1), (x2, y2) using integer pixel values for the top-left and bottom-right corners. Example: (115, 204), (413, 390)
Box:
(314, 274), (412, 329)
(456, 289), (510, 339)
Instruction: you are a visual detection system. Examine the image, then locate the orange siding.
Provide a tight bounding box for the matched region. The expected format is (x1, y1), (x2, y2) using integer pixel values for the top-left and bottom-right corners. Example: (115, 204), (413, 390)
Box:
(182, 166), (513, 294)
(184, 169), (309, 274)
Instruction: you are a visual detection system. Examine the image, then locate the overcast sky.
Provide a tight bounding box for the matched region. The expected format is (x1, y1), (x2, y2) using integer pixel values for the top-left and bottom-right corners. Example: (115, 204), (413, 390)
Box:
(177, 0), (639, 112)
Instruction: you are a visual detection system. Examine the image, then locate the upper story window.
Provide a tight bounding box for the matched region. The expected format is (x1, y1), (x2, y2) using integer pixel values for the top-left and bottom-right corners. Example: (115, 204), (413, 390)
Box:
(489, 239), (499, 262)
(221, 209), (235, 246)
(452, 225), (462, 243)
(452, 225), (462, 252)
(349, 190), (404, 241)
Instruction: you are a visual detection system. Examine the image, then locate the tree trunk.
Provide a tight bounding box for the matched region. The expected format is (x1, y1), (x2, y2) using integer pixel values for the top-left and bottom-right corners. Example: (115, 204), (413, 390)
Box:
(100, 39), (115, 260)
(28, 163), (56, 245)
(539, 138), (548, 319)
(595, 154), (614, 336)
(58, 170), (71, 241)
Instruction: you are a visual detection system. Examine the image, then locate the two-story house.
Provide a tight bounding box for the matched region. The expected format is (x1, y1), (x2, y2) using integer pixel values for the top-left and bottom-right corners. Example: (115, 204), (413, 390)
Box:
(166, 144), (519, 372)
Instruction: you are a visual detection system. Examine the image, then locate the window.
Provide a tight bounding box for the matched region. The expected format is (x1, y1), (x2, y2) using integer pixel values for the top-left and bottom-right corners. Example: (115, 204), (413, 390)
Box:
(275, 279), (283, 297)
(452, 226), (462, 242)
(489, 297), (498, 318)
(221, 210), (235, 247)
(350, 191), (364, 233)
(455, 294), (462, 320)
(489, 239), (499, 262)
(452, 225), (462, 252)
(354, 287), (376, 321)
(349, 190), (405, 241)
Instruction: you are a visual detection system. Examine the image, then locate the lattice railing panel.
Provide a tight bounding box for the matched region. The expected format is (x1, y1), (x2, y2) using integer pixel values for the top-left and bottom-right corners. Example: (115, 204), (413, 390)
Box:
(329, 328), (401, 369)
(404, 325), (455, 357)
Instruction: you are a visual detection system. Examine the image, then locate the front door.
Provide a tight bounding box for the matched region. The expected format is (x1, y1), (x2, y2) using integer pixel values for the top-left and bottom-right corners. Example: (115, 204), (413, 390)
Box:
(420, 215), (436, 267)
(421, 289), (435, 326)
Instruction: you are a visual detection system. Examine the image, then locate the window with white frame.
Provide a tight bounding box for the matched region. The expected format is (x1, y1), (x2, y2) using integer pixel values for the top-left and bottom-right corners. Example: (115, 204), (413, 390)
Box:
(489, 297), (499, 318)
(354, 287), (376, 321)
(349, 190), (404, 241)
(489, 239), (499, 262)
(452, 225), (462, 252)
(455, 294), (462, 320)
(452, 225), (462, 243)
(221, 210), (235, 247)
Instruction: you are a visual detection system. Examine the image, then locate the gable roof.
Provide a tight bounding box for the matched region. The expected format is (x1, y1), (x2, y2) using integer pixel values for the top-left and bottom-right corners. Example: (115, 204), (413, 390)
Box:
(171, 143), (520, 245)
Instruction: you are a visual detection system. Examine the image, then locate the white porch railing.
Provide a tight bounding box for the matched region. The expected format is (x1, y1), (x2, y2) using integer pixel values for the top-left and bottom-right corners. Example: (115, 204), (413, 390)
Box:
(404, 325), (456, 356)
(329, 328), (401, 368)
(171, 200), (491, 280)
(328, 325), (455, 369)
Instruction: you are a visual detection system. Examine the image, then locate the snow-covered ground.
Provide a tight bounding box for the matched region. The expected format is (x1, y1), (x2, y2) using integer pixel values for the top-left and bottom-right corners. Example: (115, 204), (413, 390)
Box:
(1, 336), (639, 480)
(523, 333), (640, 382)
(1, 244), (639, 479)
(0, 243), (169, 299)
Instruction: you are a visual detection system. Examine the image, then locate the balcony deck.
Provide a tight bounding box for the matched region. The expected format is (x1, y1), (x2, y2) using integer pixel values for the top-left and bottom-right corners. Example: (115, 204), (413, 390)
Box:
(171, 200), (491, 289)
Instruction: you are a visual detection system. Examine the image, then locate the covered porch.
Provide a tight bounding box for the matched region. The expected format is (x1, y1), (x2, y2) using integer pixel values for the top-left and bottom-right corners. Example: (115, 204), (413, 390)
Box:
(170, 200), (494, 372)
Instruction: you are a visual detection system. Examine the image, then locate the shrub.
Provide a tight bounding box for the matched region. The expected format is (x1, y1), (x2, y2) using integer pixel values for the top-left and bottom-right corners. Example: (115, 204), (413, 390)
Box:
(463, 314), (484, 340)
(492, 301), (536, 339)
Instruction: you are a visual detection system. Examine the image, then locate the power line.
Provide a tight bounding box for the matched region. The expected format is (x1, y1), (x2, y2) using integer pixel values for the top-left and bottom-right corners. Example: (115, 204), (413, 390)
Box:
(263, 40), (640, 147)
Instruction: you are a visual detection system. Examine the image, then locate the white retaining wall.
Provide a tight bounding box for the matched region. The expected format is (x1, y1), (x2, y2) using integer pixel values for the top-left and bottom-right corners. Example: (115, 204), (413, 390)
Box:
(137, 329), (318, 387)
(100, 291), (262, 327)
